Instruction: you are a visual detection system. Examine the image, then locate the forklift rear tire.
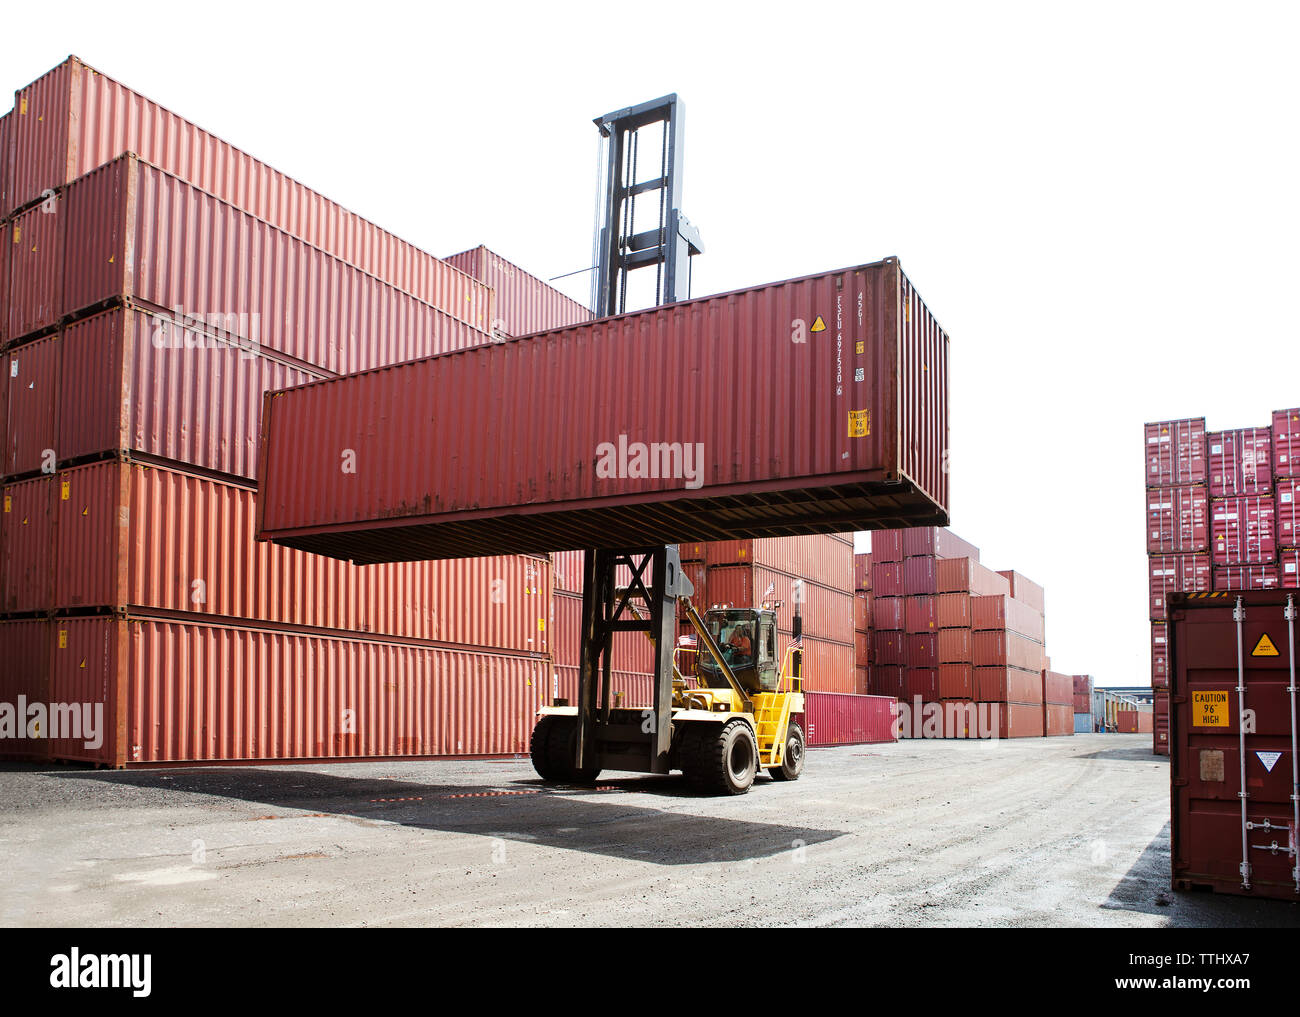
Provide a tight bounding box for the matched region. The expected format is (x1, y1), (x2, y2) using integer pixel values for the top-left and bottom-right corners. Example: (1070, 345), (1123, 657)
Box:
(768, 721), (805, 781)
(530, 715), (601, 784)
(698, 719), (758, 795)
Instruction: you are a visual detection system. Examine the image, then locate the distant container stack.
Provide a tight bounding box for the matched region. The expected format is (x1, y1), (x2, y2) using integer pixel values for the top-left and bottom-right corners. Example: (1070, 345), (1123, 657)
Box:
(863, 527), (1071, 739)
(1143, 410), (1298, 755)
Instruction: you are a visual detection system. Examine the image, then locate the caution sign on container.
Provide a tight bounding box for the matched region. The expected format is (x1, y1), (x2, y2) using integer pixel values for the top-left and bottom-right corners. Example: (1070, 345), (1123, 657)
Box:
(1192, 690), (1231, 727)
(1251, 633), (1280, 657)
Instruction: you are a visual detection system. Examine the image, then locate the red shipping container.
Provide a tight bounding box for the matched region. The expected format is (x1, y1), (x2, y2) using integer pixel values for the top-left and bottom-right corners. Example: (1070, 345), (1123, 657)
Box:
(855, 666), (869, 696)
(1072, 693), (1090, 713)
(1148, 553), (1212, 620)
(54, 305), (324, 482)
(975, 665), (1044, 704)
(6, 57), (494, 331)
(871, 630), (905, 666)
(902, 556), (938, 596)
(1146, 485), (1210, 554)
(0, 618), (51, 761)
(904, 668), (939, 701)
(1043, 703), (1074, 737)
(970, 595), (1045, 642)
(781, 633), (855, 695)
(42, 615), (551, 766)
(1, 474), (54, 612)
(996, 702), (1046, 738)
(973, 630), (1044, 672)
(938, 662), (973, 699)
(257, 258), (951, 562)
(678, 541), (706, 563)
(995, 570), (1045, 613)
(1273, 408), (1300, 479)
(1211, 495), (1276, 565)
(854, 552), (871, 591)
(0, 351), (8, 477)
(899, 699), (998, 739)
(1168, 590), (1298, 899)
(49, 460), (554, 651)
(553, 550), (584, 593)
(855, 630), (870, 667)
(938, 627), (972, 664)
(905, 633), (938, 668)
(704, 565), (854, 643)
(935, 592), (971, 628)
(854, 590), (870, 632)
(1152, 622), (1169, 684)
(871, 530), (904, 563)
(1276, 478), (1299, 546)
(551, 590), (651, 674)
(4, 332), (59, 475)
(1153, 689), (1169, 754)
(902, 527), (980, 561)
(936, 557), (1010, 597)
(47, 156), (490, 375)
(872, 562), (905, 597)
(444, 246), (590, 339)
(1282, 550), (1299, 587)
(1072, 674), (1093, 696)
(904, 595), (937, 633)
(1212, 564), (1279, 591)
(1207, 427), (1273, 497)
(803, 691), (898, 746)
(1116, 710), (1153, 734)
(677, 561), (708, 620)
(1145, 418), (1207, 487)
(1042, 670), (1073, 706)
(7, 201), (64, 344)
(0, 110), (10, 219)
(702, 534), (853, 590)
(869, 665), (905, 699)
(872, 595), (903, 630)
(552, 667), (656, 709)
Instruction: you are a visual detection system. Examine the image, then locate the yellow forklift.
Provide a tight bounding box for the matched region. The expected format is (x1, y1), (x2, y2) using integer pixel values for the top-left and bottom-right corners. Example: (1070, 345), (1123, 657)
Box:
(530, 546), (805, 795)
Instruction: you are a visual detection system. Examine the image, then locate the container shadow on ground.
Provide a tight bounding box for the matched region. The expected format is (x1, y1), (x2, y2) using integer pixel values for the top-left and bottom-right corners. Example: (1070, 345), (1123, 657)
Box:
(45, 767), (844, 867)
(1079, 745), (1171, 763)
(1101, 822), (1300, 928)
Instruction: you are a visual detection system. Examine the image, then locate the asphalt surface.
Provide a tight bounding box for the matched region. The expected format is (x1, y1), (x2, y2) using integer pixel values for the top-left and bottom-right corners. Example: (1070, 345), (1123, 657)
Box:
(1, 734), (1297, 927)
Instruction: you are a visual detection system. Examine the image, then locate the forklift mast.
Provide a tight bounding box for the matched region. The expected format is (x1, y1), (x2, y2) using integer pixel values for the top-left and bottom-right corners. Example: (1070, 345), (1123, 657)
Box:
(591, 94), (704, 318)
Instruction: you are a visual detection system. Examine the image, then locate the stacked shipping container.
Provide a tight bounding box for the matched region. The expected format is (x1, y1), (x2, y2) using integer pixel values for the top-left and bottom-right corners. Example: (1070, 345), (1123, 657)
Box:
(1143, 411), (1299, 755)
(863, 527), (1071, 739)
(0, 57), (593, 765)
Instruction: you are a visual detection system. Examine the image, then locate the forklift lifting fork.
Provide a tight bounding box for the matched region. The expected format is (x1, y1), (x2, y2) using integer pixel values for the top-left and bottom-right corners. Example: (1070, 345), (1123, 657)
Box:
(530, 545), (806, 795)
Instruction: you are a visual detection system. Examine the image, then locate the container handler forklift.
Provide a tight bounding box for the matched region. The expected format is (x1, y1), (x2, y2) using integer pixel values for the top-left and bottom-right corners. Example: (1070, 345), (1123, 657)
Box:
(529, 98), (805, 793)
(530, 546), (806, 795)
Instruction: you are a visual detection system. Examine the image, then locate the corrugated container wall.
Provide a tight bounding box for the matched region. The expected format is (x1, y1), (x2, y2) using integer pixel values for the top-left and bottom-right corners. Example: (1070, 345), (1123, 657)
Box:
(444, 246), (591, 339)
(31, 156), (490, 373)
(802, 692), (898, 746)
(257, 259), (951, 562)
(5, 56), (494, 330)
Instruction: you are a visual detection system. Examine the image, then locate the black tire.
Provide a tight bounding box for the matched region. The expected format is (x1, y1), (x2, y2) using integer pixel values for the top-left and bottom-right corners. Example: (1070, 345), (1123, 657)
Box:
(529, 715), (562, 781)
(675, 724), (708, 786)
(697, 719), (758, 795)
(768, 721), (805, 781)
(533, 715), (602, 784)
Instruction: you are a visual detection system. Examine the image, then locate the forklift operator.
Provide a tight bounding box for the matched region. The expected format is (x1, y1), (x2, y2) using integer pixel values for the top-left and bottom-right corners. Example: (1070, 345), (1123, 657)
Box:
(726, 623), (755, 666)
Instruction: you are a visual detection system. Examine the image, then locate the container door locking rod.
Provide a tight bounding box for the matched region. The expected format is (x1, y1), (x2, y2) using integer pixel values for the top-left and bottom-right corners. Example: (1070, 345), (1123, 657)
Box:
(1288, 594), (1299, 894)
(1235, 596), (1251, 890)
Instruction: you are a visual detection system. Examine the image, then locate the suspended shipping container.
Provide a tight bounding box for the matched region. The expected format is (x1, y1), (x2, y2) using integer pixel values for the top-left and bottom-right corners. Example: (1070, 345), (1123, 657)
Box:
(256, 258), (951, 562)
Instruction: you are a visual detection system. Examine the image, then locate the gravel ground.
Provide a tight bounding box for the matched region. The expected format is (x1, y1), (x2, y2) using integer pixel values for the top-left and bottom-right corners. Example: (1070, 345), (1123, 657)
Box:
(1, 734), (1296, 927)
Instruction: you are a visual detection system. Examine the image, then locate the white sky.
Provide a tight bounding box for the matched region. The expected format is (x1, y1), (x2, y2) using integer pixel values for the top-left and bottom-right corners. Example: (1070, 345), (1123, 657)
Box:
(7, 1), (1297, 687)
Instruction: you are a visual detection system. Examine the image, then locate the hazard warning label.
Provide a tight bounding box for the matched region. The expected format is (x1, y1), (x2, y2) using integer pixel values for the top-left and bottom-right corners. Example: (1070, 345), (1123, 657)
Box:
(1251, 633), (1280, 657)
(811, 315), (827, 333)
(848, 409), (871, 438)
(1192, 689), (1230, 727)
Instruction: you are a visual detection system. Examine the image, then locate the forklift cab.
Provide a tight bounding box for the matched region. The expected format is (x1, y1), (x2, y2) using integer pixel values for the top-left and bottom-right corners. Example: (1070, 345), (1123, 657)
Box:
(699, 607), (780, 693)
